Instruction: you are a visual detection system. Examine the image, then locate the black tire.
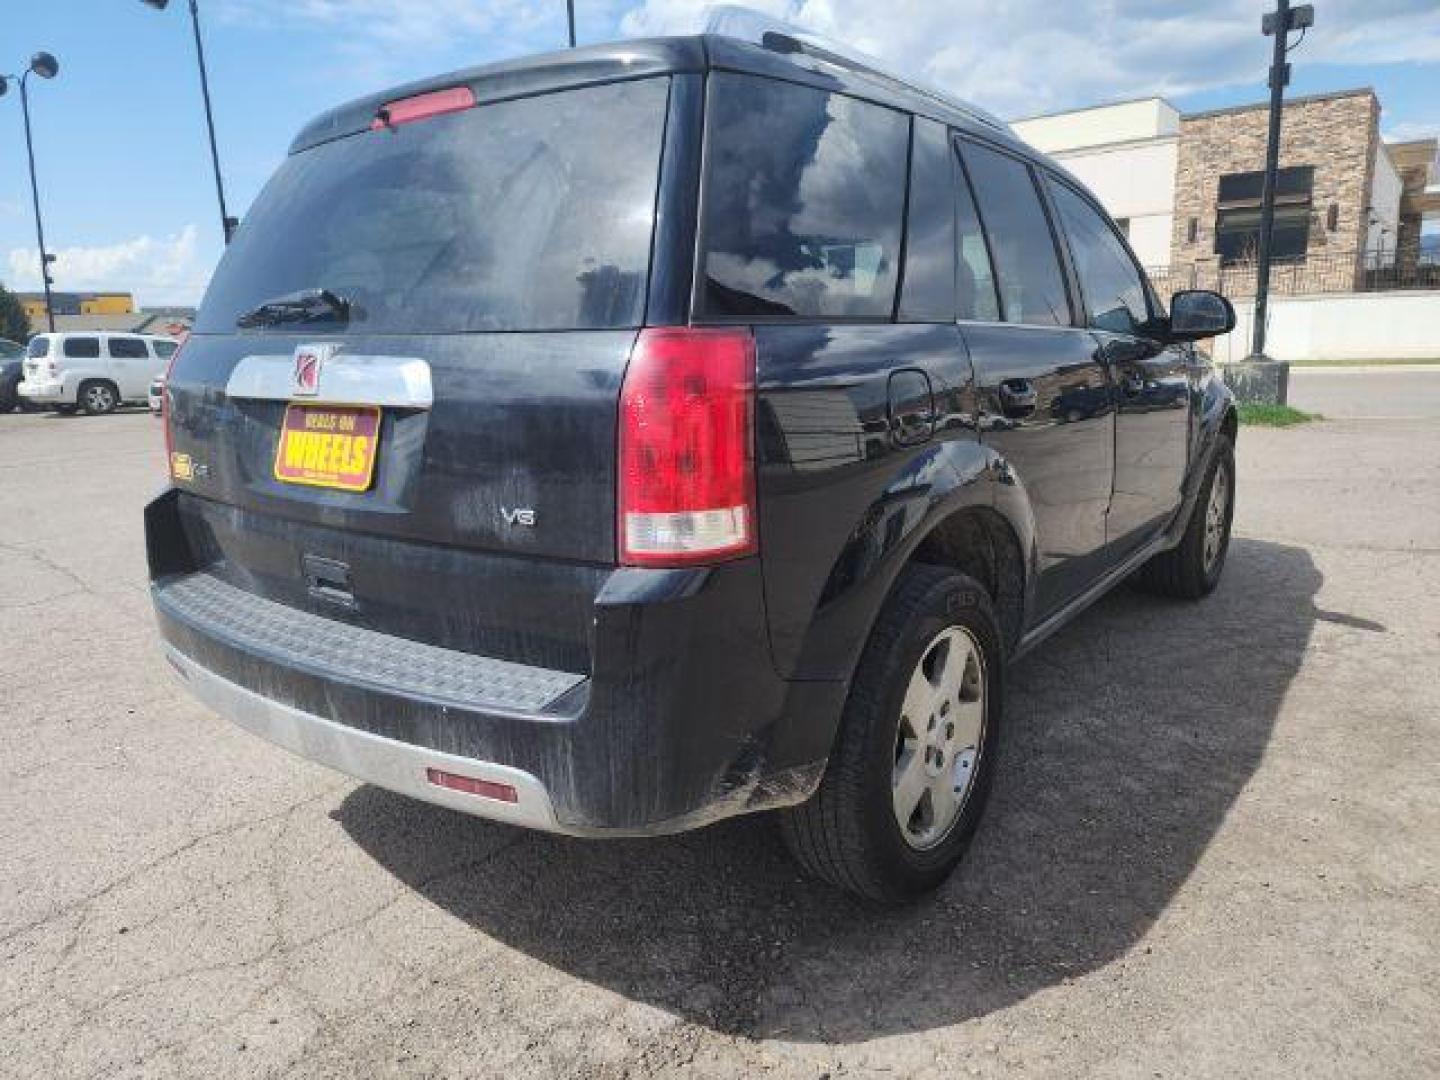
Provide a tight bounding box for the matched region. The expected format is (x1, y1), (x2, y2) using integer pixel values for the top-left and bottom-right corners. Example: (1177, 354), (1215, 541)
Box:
(78, 380), (119, 416)
(1134, 435), (1235, 600)
(778, 564), (1005, 904)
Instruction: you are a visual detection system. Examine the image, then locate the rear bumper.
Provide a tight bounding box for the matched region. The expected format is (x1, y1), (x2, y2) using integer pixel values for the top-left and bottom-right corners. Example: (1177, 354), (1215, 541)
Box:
(164, 644), (568, 832)
(18, 377), (66, 403)
(148, 490), (844, 835)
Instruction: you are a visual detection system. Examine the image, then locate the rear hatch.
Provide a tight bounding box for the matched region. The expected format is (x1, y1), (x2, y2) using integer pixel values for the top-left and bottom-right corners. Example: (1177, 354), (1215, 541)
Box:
(22, 336), (52, 382)
(166, 75), (676, 672)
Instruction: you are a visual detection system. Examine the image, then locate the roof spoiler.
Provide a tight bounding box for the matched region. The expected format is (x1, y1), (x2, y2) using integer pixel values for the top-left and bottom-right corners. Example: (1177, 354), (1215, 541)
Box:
(702, 4), (1011, 135)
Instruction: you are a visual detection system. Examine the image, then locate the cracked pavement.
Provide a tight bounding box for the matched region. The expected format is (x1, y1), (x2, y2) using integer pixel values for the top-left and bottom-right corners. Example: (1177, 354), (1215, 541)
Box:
(2, 407), (1438, 1078)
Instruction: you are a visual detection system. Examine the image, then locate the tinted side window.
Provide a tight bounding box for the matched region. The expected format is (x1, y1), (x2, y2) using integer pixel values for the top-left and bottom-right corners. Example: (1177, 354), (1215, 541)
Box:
(700, 73), (908, 320)
(1049, 180), (1151, 336)
(899, 118), (955, 322)
(153, 340), (178, 358)
(108, 337), (149, 358)
(63, 337), (101, 359)
(959, 141), (1070, 327)
(953, 142), (1001, 322)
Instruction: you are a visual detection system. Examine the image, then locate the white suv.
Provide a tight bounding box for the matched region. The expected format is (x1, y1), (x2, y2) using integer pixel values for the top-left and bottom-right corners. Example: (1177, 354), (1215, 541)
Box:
(19, 333), (180, 415)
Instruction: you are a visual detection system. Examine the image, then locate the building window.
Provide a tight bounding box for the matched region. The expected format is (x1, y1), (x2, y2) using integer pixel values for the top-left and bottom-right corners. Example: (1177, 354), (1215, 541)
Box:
(1214, 166), (1314, 264)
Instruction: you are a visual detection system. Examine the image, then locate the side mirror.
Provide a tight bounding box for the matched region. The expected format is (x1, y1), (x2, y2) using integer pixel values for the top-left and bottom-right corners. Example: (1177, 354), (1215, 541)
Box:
(1167, 290), (1235, 342)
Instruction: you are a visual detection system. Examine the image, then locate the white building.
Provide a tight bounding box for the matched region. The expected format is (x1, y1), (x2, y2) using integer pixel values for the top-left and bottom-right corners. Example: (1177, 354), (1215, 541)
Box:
(1011, 98), (1180, 268)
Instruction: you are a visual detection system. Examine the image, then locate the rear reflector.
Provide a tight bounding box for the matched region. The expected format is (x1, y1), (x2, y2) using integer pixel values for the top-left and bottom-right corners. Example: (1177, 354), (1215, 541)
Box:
(371, 86), (477, 130)
(162, 341), (184, 480)
(619, 327), (757, 567)
(425, 767), (518, 803)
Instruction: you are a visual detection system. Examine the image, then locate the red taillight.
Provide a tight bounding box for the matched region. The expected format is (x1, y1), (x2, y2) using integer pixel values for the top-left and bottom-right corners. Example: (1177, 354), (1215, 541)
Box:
(162, 341), (184, 480)
(426, 768), (518, 804)
(370, 86), (476, 130)
(618, 327), (757, 567)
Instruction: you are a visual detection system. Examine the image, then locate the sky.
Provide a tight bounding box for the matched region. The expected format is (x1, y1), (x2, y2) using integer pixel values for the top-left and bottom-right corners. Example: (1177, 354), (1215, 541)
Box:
(3, 0), (1438, 308)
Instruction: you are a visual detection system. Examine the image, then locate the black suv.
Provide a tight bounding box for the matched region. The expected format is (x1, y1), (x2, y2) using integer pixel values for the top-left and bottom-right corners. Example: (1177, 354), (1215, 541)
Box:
(148, 24), (1237, 903)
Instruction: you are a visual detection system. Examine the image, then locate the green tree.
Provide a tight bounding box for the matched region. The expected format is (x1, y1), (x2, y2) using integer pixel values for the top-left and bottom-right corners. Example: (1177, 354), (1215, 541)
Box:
(0, 283), (32, 344)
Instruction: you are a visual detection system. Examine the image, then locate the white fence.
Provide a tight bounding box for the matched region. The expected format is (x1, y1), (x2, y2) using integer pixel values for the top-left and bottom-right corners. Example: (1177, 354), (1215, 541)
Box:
(1212, 290), (1440, 363)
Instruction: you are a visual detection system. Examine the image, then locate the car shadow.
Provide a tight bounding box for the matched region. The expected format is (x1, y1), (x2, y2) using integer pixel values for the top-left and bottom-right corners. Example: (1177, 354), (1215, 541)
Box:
(334, 537), (1319, 1042)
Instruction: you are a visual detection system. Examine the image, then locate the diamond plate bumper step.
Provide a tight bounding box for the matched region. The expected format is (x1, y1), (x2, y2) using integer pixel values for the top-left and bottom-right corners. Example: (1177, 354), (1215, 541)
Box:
(153, 571), (585, 713)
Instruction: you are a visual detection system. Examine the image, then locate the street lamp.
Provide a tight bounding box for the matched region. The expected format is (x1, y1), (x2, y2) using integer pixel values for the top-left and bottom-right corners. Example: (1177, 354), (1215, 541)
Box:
(1243, 0), (1315, 404)
(0, 52), (62, 334)
(140, 0), (237, 243)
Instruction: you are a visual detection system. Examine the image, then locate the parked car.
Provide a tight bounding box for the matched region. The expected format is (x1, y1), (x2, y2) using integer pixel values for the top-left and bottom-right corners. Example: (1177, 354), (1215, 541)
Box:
(147, 16), (1238, 903)
(0, 337), (26, 413)
(19, 332), (180, 415)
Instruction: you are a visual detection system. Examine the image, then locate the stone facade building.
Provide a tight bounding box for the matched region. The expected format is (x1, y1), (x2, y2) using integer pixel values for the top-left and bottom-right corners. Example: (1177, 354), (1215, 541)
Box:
(1387, 138), (1440, 270)
(1169, 90), (1387, 294)
(1012, 88), (1435, 296)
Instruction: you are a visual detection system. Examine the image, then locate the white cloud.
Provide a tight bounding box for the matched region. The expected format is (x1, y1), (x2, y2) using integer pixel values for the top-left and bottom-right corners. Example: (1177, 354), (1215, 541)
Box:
(621, 0), (1440, 118)
(6, 225), (214, 308)
(1383, 119), (1440, 143)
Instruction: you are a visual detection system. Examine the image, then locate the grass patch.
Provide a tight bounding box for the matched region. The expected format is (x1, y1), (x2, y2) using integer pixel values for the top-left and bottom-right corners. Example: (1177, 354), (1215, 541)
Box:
(1238, 403), (1321, 427)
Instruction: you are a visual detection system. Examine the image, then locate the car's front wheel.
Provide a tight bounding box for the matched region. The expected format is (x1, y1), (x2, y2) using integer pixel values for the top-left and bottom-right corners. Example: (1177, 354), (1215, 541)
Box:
(1135, 433), (1235, 599)
(779, 564), (1004, 904)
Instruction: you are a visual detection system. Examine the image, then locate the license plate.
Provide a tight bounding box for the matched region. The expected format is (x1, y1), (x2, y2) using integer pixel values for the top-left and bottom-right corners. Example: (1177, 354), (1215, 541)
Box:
(273, 403), (381, 492)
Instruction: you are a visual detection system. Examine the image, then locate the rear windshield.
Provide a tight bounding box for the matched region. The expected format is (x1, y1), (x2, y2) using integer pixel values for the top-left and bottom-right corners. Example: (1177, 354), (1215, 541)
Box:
(27, 337), (49, 358)
(196, 78), (670, 335)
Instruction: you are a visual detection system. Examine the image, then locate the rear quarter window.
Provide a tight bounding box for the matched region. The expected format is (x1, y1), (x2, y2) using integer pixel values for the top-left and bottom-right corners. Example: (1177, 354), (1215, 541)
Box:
(699, 73), (908, 321)
(153, 340), (178, 358)
(196, 78), (670, 334)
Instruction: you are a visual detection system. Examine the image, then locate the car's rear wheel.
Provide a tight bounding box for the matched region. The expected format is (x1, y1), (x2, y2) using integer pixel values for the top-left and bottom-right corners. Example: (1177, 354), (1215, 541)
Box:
(778, 564), (1004, 904)
(1135, 434), (1235, 599)
(79, 380), (119, 416)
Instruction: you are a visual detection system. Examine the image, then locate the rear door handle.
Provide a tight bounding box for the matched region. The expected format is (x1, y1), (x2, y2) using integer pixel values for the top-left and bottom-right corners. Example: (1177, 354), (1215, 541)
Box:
(998, 379), (1037, 419)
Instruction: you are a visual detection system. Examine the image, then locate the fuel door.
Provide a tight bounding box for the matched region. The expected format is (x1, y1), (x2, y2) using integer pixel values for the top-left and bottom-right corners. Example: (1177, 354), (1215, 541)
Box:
(888, 368), (936, 447)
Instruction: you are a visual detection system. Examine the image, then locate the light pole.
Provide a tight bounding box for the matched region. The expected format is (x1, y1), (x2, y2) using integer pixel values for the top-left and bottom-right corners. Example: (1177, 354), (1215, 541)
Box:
(1243, 0), (1314, 404)
(0, 53), (61, 334)
(567, 0), (577, 47)
(141, 0), (237, 243)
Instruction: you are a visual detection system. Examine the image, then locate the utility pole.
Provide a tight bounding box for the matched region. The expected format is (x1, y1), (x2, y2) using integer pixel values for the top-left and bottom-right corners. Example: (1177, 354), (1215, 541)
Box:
(1243, 0), (1314, 404)
(566, 0), (577, 47)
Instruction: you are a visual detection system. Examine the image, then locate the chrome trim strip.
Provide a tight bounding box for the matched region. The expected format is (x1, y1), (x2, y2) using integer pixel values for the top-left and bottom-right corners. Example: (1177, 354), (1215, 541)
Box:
(165, 645), (566, 833)
(225, 353), (434, 408)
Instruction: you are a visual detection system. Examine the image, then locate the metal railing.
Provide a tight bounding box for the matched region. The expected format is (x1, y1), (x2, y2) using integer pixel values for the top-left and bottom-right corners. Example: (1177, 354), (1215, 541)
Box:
(1145, 246), (1440, 299)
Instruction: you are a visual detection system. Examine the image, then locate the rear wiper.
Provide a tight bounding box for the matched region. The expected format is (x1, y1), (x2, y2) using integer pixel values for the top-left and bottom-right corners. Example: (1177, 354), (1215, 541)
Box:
(236, 288), (351, 329)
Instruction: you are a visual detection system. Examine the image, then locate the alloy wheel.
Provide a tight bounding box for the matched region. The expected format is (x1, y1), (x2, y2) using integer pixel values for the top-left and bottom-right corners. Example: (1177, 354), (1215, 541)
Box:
(1203, 461), (1230, 572)
(85, 385), (115, 413)
(892, 626), (987, 850)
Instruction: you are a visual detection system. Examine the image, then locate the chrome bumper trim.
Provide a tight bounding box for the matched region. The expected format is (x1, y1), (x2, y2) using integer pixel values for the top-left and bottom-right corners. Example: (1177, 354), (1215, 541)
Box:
(165, 645), (566, 833)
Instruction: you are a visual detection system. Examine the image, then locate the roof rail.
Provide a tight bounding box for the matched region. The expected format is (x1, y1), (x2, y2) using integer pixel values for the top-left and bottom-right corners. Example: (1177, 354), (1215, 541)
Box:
(701, 5), (1010, 135)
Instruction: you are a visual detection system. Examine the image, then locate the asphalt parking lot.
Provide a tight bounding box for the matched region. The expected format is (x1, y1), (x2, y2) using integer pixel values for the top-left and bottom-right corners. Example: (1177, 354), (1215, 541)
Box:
(2, 404), (1438, 1079)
